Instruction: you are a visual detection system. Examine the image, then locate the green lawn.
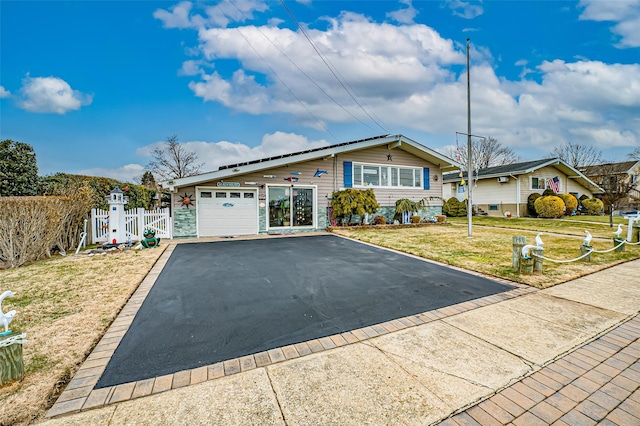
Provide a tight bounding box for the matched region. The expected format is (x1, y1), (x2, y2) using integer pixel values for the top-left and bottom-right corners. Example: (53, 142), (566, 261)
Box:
(446, 216), (635, 239)
(332, 222), (640, 288)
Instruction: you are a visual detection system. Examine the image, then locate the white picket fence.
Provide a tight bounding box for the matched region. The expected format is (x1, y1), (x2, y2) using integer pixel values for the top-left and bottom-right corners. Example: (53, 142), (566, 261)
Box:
(91, 208), (172, 244)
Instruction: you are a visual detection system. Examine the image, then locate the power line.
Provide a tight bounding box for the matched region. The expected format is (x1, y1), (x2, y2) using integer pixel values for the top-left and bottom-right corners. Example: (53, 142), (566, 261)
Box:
(224, 1), (382, 134)
(278, 0), (390, 134)
(215, 3), (339, 141)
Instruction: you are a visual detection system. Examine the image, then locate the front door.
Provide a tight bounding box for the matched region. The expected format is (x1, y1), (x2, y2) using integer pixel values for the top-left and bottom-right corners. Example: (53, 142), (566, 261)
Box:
(268, 186), (315, 229)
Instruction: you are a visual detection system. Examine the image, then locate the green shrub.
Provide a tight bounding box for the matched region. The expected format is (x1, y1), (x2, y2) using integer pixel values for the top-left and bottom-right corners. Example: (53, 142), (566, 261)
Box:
(527, 193), (541, 216)
(542, 188), (556, 196)
(443, 197), (467, 217)
(330, 188), (380, 225)
(557, 193), (578, 215)
(534, 196), (565, 218)
(581, 198), (604, 215)
(394, 198), (424, 222)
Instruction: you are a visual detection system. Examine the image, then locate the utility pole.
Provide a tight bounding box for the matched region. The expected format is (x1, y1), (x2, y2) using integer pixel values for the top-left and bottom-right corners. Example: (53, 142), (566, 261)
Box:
(466, 38), (473, 238)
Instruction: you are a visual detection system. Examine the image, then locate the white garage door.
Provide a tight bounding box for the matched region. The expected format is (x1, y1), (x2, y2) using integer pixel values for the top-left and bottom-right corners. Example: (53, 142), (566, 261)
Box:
(198, 190), (258, 237)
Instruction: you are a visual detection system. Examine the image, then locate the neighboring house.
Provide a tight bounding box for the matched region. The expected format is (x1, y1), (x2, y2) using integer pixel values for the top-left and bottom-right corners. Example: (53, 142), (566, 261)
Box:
(580, 161), (640, 213)
(442, 158), (603, 217)
(162, 134), (458, 238)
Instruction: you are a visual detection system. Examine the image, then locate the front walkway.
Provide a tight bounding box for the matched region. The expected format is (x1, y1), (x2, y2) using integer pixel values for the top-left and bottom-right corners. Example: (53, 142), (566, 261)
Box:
(440, 315), (640, 425)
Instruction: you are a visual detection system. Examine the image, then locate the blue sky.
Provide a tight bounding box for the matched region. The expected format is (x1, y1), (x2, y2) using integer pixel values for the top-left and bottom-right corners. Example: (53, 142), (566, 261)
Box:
(1, 0), (639, 181)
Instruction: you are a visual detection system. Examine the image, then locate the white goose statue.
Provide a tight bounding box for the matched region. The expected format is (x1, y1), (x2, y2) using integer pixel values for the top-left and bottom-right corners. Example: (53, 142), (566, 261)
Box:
(613, 224), (623, 239)
(1, 290), (16, 335)
(583, 230), (593, 247)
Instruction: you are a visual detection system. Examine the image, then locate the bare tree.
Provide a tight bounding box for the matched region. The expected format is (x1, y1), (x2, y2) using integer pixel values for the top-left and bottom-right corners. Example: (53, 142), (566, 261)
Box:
(629, 147), (640, 161)
(146, 135), (204, 181)
(444, 137), (520, 169)
(551, 142), (602, 169)
(587, 162), (639, 226)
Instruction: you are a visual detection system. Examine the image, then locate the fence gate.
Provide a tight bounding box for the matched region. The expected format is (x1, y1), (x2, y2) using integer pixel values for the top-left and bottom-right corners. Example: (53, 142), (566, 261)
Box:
(90, 208), (172, 244)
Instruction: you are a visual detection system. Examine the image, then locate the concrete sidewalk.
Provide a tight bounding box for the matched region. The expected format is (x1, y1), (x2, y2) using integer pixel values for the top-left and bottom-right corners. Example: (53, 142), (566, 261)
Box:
(41, 256), (640, 425)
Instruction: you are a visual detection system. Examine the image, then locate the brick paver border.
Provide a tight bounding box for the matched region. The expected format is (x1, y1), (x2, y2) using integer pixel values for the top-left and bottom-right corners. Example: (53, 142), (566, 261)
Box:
(441, 314), (640, 425)
(46, 238), (538, 419)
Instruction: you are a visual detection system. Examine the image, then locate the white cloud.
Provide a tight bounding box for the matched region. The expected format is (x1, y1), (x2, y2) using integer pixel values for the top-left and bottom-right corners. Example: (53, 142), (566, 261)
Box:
(78, 164), (146, 182)
(158, 2), (639, 156)
(154, 0), (268, 29)
(387, 0), (419, 24)
(137, 132), (329, 172)
(179, 60), (204, 76)
(579, 0), (640, 48)
(0, 86), (10, 98)
(153, 1), (200, 29)
(445, 0), (484, 19)
(17, 76), (92, 114)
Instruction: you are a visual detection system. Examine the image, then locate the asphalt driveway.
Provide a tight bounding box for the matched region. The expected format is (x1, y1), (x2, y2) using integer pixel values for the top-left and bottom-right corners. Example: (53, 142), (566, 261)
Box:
(96, 234), (512, 388)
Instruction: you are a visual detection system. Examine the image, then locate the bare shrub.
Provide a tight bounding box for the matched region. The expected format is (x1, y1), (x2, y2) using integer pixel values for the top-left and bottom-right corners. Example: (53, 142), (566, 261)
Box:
(0, 194), (91, 268)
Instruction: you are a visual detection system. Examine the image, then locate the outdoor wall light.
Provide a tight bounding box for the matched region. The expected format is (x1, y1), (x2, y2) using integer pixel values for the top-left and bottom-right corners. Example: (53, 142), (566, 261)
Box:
(433, 175), (439, 181)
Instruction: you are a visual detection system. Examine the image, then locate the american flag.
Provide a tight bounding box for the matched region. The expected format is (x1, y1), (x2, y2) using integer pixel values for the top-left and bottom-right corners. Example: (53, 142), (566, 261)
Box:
(547, 176), (560, 193)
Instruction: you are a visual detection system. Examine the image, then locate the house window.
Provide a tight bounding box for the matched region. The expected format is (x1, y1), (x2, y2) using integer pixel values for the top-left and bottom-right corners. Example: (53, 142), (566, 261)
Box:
(457, 183), (465, 194)
(243, 192), (254, 198)
(353, 162), (422, 188)
(631, 174), (638, 184)
(200, 191), (212, 198)
(215, 192), (227, 198)
(489, 205), (499, 211)
(229, 192), (241, 198)
(531, 177), (546, 190)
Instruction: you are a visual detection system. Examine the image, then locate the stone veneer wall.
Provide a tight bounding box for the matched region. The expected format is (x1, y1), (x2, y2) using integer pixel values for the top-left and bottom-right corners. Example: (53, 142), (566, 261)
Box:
(173, 208), (197, 238)
(329, 206), (442, 225)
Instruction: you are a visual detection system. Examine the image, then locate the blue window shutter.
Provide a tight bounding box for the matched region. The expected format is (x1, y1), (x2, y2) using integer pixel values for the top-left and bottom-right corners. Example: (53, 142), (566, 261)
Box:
(423, 167), (430, 190)
(344, 161), (353, 188)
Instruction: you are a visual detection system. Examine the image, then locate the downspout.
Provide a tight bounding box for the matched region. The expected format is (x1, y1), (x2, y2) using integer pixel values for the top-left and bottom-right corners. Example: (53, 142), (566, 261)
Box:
(510, 174), (520, 217)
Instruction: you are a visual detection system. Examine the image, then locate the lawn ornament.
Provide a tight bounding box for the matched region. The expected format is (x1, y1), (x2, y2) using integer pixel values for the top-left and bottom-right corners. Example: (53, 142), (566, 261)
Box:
(0, 291), (16, 337)
(613, 224), (623, 239)
(141, 229), (161, 248)
(290, 171), (302, 175)
(521, 244), (537, 259)
(535, 232), (544, 248)
(583, 230), (593, 247)
(313, 169), (329, 178)
(284, 177), (299, 183)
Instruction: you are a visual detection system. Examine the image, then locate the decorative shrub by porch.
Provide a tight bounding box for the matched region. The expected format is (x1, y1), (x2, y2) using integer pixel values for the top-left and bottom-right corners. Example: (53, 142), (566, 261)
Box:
(581, 197), (604, 215)
(534, 195), (565, 218)
(330, 188), (380, 225)
(443, 197), (467, 217)
(557, 193), (578, 215)
(373, 215), (386, 225)
(394, 198), (424, 222)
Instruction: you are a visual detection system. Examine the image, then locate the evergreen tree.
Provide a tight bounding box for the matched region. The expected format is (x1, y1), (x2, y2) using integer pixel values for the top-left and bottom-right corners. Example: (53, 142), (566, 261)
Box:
(0, 139), (39, 196)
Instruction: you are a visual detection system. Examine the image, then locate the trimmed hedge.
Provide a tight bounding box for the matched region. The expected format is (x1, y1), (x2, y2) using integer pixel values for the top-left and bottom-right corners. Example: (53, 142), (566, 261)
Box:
(527, 193), (541, 216)
(557, 193), (578, 215)
(443, 197), (467, 217)
(582, 198), (604, 215)
(534, 196), (565, 218)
